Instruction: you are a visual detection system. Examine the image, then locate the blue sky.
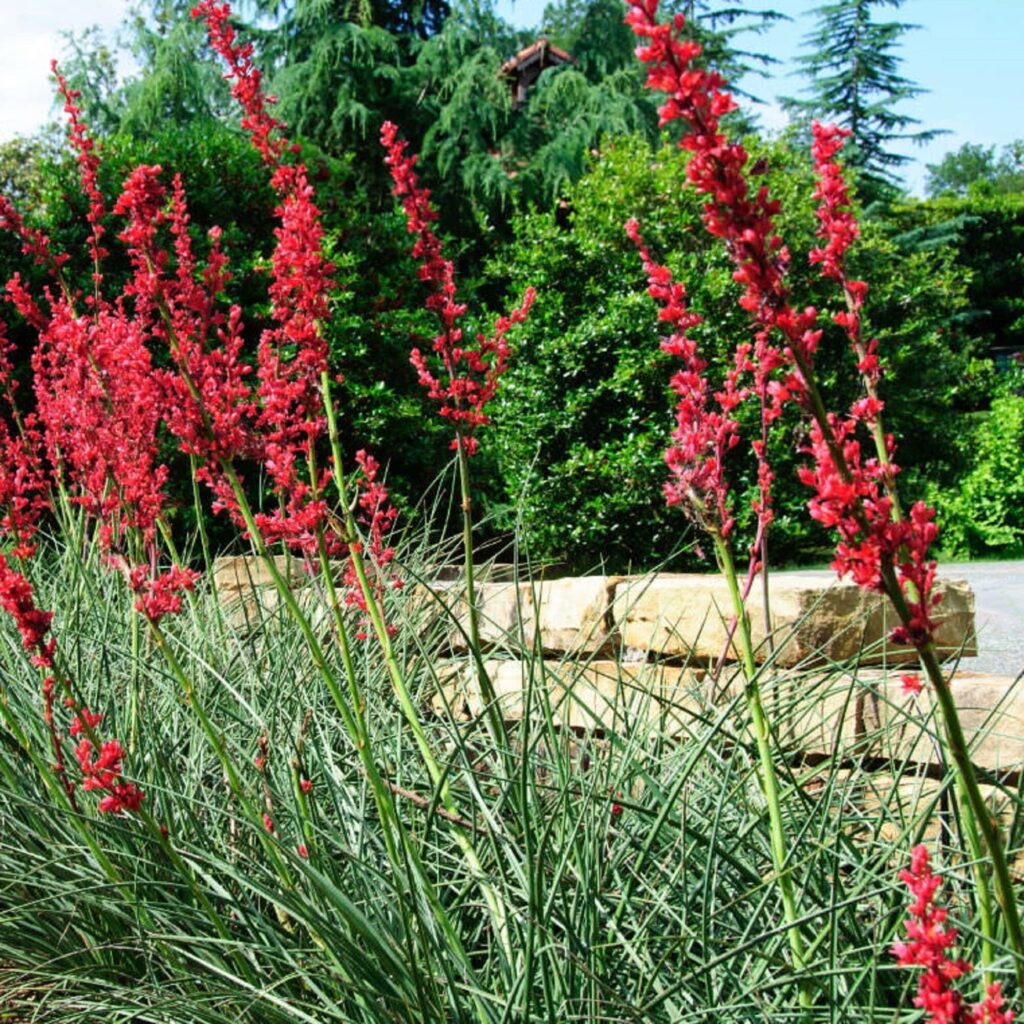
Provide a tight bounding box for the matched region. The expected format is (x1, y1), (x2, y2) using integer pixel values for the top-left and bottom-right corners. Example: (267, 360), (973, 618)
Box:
(498, 0), (1024, 195)
(3, 0), (1021, 196)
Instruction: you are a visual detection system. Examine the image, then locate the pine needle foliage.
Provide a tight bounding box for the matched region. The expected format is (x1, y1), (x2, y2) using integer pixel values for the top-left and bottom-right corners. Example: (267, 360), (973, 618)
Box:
(783, 0), (945, 198)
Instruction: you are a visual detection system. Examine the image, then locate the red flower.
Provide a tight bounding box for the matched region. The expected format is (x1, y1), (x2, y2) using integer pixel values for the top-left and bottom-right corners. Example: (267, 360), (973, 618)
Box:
(51, 63), (108, 285)
(626, 0), (812, 401)
(381, 121), (534, 455)
(893, 845), (1015, 1024)
(195, 0), (334, 554)
(810, 122), (880, 394)
(74, 731), (144, 814)
(131, 565), (202, 623)
(0, 555), (54, 666)
(901, 673), (924, 696)
(626, 218), (747, 536)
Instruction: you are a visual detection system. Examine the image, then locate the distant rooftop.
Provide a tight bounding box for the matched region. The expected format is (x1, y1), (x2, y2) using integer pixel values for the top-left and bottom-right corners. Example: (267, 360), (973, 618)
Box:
(500, 38), (575, 107)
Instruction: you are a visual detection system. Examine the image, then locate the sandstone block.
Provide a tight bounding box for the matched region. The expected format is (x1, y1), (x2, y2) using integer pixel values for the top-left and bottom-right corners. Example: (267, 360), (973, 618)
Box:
(611, 573), (976, 667)
(533, 576), (619, 652)
(434, 658), (1023, 781)
(858, 671), (1024, 775)
(441, 581), (535, 648)
(720, 669), (1024, 776)
(211, 554), (334, 630)
(212, 554), (306, 593)
(817, 769), (1022, 875)
(442, 577), (617, 653)
(434, 658), (708, 732)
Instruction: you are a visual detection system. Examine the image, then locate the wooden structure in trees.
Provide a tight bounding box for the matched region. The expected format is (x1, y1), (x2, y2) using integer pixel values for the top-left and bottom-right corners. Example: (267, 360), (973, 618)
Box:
(499, 39), (574, 108)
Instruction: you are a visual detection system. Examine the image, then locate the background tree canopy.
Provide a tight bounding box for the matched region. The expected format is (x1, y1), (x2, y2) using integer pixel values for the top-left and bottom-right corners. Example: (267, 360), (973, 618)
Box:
(3, 0), (1022, 566)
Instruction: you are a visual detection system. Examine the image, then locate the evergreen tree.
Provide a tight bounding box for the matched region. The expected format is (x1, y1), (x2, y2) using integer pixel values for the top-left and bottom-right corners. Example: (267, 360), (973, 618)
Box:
(253, 0), (450, 40)
(672, 1), (786, 98)
(56, 1), (254, 136)
(540, 0), (636, 81)
(784, 0), (942, 196)
(55, 25), (124, 135)
(118, 0), (237, 133)
(417, 0), (658, 222)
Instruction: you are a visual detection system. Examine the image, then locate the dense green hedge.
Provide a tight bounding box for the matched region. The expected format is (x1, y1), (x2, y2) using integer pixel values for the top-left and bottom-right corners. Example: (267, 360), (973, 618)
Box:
(2, 121), (1010, 568)
(932, 379), (1024, 557)
(486, 135), (978, 571)
(889, 192), (1024, 360)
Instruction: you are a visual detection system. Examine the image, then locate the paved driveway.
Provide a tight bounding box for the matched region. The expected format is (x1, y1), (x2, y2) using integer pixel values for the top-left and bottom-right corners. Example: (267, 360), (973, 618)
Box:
(940, 561), (1024, 678)
(776, 560), (1024, 677)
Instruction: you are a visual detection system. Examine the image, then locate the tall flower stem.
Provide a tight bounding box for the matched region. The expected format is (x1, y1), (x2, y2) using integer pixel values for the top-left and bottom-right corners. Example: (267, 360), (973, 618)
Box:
(791, 343), (1019, 984)
(317, 375), (443, 783)
(214, 455), (500, 999)
(455, 429), (508, 751)
(456, 436), (484, 669)
(883, 564), (1017, 987)
(711, 529), (813, 1009)
(798, 343), (1005, 971)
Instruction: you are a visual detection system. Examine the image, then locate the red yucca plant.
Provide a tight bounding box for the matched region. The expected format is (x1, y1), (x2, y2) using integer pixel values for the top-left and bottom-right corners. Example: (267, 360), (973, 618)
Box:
(624, 0), (1024, 998)
(0, 4), (525, 954)
(0, 2), (416, 831)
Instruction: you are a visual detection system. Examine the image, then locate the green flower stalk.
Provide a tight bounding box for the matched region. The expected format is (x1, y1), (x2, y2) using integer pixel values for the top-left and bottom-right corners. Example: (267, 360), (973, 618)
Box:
(627, 0), (1023, 992)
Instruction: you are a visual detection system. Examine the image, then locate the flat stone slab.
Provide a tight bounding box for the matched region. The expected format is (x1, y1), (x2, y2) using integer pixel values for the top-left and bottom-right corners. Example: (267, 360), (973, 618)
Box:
(819, 769), (1023, 875)
(611, 573), (976, 667)
(434, 658), (706, 732)
(212, 557), (977, 669)
(213, 554), (307, 592)
(434, 659), (1021, 776)
(859, 671), (1024, 775)
(212, 555), (336, 628)
(441, 576), (619, 654)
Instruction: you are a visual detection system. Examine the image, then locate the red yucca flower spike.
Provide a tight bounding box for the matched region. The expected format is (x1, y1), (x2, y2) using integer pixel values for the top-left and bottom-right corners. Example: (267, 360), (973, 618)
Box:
(803, 123), (941, 637)
(72, 705), (144, 815)
(810, 121), (880, 395)
(194, 0), (336, 554)
(22, 77), (198, 623)
(196, 0), (401, 626)
(51, 62), (108, 289)
(625, 218), (748, 537)
(0, 429), (144, 813)
(116, 164), (259, 535)
(624, 0), (806, 582)
(893, 845), (1015, 1024)
(381, 120), (534, 456)
(0, 323), (48, 560)
(625, 0), (942, 646)
(0, 73), (176, 815)
(625, 0), (818, 414)
(113, 163), (256, 536)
